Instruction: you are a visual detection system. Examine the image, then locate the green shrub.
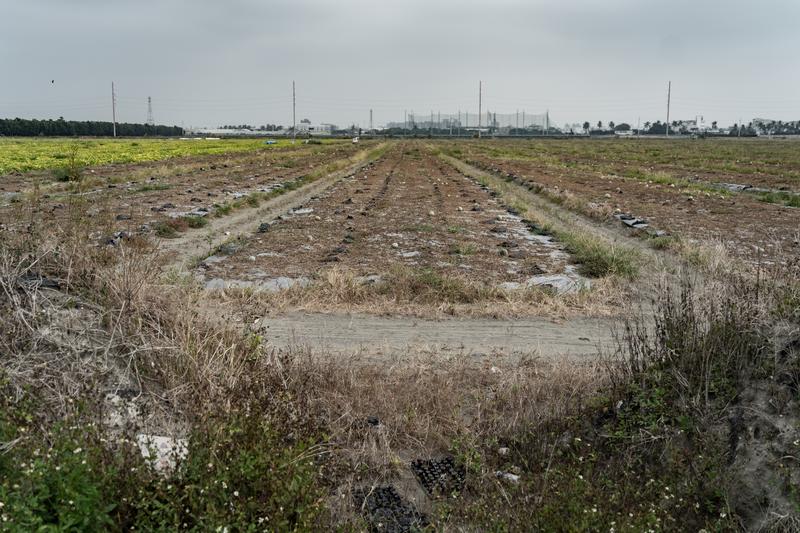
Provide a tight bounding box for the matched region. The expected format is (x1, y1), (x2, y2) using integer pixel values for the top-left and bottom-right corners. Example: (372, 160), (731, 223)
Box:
(0, 387), (326, 531)
(183, 215), (208, 229)
(51, 144), (83, 182)
(153, 221), (179, 238)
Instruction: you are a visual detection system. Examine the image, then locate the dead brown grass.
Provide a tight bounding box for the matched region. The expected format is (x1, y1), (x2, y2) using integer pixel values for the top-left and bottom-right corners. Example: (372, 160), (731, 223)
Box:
(212, 265), (628, 320)
(265, 345), (605, 525)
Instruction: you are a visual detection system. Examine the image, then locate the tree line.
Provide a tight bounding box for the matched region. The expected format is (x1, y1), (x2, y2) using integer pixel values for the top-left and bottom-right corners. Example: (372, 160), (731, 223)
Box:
(0, 117), (184, 137)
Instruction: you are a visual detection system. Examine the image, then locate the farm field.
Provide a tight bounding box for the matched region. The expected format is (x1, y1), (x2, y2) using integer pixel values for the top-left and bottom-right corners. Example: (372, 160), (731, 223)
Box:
(0, 139), (370, 239)
(0, 136), (310, 175)
(2, 137), (799, 530)
(469, 137), (800, 192)
(446, 138), (800, 264)
(198, 145), (591, 300)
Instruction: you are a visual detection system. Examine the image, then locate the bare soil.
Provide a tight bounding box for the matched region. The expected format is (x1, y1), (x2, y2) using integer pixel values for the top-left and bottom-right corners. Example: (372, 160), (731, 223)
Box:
(197, 144), (582, 288)
(0, 141), (368, 236)
(460, 148), (800, 264)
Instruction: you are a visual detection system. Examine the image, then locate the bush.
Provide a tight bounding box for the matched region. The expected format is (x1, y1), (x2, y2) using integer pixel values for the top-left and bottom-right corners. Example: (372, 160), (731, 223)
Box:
(51, 144), (83, 182)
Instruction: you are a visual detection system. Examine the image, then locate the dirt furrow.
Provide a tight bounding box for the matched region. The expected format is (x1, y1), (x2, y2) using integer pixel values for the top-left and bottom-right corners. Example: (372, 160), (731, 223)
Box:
(160, 144), (386, 271)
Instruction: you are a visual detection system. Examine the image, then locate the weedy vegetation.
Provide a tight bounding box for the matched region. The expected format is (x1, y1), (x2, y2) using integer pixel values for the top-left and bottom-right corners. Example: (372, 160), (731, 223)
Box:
(1, 139), (799, 530)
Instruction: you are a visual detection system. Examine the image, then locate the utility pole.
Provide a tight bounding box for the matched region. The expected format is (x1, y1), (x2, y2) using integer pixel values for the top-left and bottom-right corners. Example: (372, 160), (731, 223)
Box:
(516, 109), (519, 133)
(292, 80), (296, 144)
(430, 111), (433, 135)
(369, 109), (373, 131)
(111, 82), (117, 138)
(478, 81), (482, 138)
(458, 109), (461, 136)
(522, 110), (525, 129)
(666, 81), (671, 137)
(147, 96), (154, 127)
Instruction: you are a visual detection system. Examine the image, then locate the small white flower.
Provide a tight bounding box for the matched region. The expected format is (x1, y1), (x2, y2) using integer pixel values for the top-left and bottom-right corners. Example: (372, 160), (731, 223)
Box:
(73, 448), (82, 454)
(233, 491), (239, 497)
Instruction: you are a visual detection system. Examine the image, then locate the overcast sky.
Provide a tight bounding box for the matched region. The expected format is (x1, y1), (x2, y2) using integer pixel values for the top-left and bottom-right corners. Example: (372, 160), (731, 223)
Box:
(2, 0), (799, 128)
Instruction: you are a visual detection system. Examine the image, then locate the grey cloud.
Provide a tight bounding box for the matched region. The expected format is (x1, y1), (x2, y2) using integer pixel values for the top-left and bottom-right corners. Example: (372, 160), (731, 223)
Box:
(2, 0), (799, 127)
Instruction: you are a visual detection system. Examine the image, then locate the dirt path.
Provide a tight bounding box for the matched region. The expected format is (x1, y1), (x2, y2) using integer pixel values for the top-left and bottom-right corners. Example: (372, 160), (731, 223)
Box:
(160, 145), (385, 271)
(260, 312), (615, 360)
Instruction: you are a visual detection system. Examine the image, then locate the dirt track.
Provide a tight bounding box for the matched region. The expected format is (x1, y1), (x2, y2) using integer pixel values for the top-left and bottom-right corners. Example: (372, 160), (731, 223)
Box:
(260, 312), (615, 360)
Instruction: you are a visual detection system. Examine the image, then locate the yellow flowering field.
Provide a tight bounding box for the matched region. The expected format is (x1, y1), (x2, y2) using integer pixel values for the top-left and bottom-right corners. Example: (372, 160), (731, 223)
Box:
(0, 137), (300, 174)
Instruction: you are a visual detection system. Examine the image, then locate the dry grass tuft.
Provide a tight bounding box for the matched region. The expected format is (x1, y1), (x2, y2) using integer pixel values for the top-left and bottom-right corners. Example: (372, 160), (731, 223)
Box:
(213, 265), (627, 319)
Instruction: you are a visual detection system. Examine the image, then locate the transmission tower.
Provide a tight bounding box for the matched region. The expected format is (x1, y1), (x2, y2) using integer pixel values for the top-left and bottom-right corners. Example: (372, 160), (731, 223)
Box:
(147, 96), (154, 126)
